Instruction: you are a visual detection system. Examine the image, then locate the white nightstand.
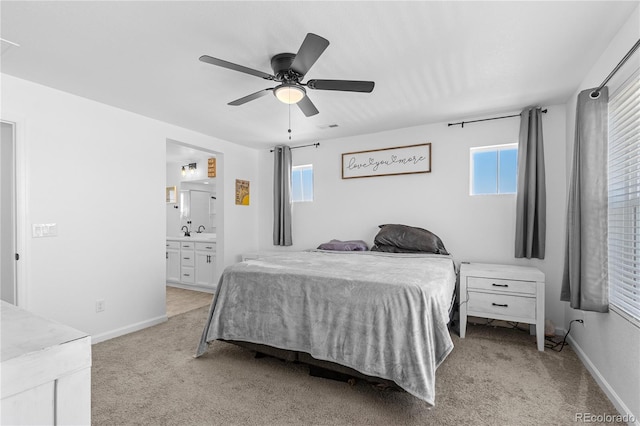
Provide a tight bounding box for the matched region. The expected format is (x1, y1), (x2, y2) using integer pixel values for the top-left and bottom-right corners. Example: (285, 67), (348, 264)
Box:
(459, 262), (545, 351)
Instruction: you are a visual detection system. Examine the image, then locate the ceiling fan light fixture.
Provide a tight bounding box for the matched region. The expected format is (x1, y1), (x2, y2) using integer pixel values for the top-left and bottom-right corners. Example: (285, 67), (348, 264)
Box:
(274, 84), (305, 104)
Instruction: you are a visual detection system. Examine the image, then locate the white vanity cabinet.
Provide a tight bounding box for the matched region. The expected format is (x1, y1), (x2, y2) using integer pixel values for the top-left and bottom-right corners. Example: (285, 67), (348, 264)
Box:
(179, 241), (195, 284)
(166, 237), (216, 291)
(195, 242), (216, 287)
(166, 240), (180, 282)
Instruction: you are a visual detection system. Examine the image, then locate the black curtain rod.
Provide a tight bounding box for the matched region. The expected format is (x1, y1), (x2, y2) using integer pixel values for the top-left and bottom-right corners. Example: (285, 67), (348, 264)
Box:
(590, 38), (640, 99)
(448, 109), (547, 128)
(270, 142), (320, 152)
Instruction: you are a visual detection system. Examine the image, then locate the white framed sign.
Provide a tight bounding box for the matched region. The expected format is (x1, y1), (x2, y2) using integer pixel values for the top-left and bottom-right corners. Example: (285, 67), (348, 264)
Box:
(341, 143), (432, 179)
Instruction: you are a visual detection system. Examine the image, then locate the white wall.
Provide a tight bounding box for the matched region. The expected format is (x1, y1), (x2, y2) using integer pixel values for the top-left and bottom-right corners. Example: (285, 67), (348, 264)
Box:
(257, 104), (567, 328)
(166, 162), (182, 237)
(1, 74), (259, 341)
(563, 5), (640, 422)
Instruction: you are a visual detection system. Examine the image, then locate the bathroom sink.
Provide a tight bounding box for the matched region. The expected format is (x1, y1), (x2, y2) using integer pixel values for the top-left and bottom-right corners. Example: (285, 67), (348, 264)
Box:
(192, 232), (216, 239)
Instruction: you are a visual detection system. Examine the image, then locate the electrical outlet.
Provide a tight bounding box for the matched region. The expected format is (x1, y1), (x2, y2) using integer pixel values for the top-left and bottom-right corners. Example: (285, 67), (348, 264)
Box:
(576, 310), (585, 328)
(96, 299), (105, 313)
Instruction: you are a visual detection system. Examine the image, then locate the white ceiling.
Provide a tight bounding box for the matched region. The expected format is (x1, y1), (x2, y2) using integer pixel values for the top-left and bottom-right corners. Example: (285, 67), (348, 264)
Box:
(166, 141), (216, 165)
(1, 1), (637, 149)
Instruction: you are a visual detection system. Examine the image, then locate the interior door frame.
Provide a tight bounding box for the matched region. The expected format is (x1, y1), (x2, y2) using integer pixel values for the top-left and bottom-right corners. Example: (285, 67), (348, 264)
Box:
(1, 116), (28, 308)
(166, 139), (224, 286)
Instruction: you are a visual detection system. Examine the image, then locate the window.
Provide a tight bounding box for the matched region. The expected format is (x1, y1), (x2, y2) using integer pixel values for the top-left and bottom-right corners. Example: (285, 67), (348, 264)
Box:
(608, 70), (640, 323)
(470, 144), (518, 195)
(292, 164), (313, 202)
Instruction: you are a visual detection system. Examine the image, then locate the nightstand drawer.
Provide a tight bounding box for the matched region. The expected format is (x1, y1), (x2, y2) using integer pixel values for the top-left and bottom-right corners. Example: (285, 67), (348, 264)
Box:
(467, 277), (536, 295)
(467, 291), (536, 321)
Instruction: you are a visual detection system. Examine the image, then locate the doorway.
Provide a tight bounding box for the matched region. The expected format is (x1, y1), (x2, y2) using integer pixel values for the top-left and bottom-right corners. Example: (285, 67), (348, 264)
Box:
(1, 121), (17, 304)
(166, 139), (224, 291)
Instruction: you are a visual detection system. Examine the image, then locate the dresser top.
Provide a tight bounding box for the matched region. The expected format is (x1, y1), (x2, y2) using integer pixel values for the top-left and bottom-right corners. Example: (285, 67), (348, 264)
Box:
(1, 301), (89, 362)
(460, 262), (545, 281)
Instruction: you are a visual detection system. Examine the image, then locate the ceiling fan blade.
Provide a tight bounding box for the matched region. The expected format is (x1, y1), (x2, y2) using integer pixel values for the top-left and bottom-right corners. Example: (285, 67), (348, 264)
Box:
(228, 88), (273, 106)
(199, 55), (274, 80)
(290, 33), (330, 77)
(297, 95), (319, 117)
(307, 79), (375, 93)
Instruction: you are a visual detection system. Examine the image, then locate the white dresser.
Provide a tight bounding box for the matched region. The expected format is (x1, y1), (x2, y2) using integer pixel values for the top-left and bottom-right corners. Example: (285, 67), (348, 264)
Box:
(1, 301), (91, 424)
(459, 262), (545, 351)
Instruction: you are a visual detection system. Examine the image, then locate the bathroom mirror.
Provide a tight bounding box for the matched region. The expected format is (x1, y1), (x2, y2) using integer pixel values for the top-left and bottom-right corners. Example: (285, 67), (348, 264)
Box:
(189, 190), (212, 230)
(179, 183), (216, 232)
(179, 190), (190, 219)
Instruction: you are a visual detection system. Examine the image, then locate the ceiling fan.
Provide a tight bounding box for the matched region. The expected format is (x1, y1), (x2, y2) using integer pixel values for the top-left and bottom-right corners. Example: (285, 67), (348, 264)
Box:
(199, 33), (375, 117)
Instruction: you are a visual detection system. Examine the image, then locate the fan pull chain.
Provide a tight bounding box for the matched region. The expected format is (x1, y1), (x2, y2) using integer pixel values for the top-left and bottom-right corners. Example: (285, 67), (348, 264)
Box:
(288, 103), (292, 140)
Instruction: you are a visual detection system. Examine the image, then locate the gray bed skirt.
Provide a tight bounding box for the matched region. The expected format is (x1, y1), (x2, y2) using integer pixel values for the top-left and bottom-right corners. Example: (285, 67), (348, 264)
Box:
(223, 339), (400, 388)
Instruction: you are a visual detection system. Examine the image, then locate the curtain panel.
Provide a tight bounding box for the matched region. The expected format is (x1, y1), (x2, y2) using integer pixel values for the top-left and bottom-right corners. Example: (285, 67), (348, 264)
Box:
(515, 107), (546, 259)
(273, 145), (293, 246)
(561, 88), (609, 312)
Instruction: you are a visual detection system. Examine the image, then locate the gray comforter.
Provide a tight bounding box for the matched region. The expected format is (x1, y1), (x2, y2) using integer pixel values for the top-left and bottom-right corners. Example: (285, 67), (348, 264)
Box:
(196, 250), (456, 405)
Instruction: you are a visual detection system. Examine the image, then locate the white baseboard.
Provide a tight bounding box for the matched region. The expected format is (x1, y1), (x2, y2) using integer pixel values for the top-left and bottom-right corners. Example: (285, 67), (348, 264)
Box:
(567, 334), (639, 426)
(167, 282), (215, 294)
(91, 315), (168, 344)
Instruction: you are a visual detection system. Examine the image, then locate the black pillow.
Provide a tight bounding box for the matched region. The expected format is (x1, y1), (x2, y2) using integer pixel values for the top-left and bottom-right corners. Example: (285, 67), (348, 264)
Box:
(372, 224), (449, 255)
(370, 244), (424, 254)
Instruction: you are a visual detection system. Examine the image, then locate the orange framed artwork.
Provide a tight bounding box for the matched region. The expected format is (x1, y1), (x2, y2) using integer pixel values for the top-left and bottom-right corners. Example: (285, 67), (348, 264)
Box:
(235, 179), (250, 205)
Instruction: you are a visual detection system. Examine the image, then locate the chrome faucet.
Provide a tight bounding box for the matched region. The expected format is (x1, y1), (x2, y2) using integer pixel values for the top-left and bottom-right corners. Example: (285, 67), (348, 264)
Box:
(197, 225), (205, 233)
(181, 226), (190, 237)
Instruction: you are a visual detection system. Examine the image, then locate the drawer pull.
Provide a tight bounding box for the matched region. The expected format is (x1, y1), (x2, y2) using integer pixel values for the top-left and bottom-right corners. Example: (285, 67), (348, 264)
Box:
(183, 257), (190, 260)
(205, 246), (213, 249)
(183, 273), (190, 277)
(492, 283), (509, 287)
(492, 303), (509, 307)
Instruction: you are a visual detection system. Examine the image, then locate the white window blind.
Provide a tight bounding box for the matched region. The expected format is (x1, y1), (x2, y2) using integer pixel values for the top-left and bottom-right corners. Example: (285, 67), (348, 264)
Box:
(608, 70), (640, 322)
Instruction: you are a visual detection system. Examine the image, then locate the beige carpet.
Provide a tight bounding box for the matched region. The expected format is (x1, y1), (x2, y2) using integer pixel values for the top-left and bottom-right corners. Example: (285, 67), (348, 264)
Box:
(92, 307), (620, 425)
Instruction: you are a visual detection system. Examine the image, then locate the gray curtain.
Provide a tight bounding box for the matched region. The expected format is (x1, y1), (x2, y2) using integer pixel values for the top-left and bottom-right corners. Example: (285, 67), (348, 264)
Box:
(515, 107), (546, 259)
(273, 145), (292, 246)
(561, 88), (609, 312)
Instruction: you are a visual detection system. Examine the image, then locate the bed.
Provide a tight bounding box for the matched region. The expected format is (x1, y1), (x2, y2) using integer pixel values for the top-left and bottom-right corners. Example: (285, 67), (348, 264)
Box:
(195, 248), (456, 406)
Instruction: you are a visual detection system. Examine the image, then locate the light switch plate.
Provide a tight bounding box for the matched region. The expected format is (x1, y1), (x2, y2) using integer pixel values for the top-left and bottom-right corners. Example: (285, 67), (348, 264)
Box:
(32, 223), (58, 237)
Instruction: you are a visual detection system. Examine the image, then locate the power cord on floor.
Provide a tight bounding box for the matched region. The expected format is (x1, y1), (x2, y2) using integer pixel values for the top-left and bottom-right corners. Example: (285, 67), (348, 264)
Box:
(466, 318), (583, 352)
(545, 319), (583, 352)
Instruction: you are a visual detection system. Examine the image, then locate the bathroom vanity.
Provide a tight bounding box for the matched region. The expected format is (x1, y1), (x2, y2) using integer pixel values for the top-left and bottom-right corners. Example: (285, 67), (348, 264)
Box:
(166, 234), (217, 292)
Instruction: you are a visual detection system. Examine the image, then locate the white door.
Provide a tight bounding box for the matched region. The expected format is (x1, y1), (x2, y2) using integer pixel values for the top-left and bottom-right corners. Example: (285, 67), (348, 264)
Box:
(0, 121), (16, 304)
